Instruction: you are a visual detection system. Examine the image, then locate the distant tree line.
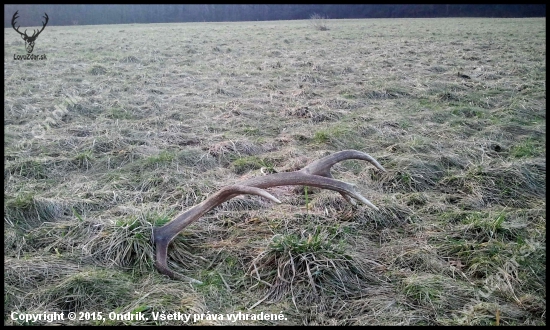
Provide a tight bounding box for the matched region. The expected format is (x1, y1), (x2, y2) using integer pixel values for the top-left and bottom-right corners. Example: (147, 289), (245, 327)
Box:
(4, 4), (546, 27)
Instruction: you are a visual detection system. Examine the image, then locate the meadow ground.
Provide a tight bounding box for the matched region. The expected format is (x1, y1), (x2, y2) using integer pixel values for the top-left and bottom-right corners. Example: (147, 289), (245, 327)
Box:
(4, 17), (546, 325)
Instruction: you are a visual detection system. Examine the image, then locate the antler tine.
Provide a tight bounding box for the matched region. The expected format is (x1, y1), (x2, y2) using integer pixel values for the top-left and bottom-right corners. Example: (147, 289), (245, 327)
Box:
(154, 185), (281, 279)
(299, 149), (386, 206)
(238, 171), (379, 209)
(239, 150), (385, 208)
(301, 149), (386, 177)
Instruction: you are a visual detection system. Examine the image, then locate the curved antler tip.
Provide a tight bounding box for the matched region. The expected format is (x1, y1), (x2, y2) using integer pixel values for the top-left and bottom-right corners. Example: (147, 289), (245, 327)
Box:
(353, 193), (380, 210)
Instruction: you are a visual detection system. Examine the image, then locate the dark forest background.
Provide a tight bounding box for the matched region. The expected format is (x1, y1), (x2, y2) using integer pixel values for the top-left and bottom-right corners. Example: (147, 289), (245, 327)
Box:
(4, 4), (546, 27)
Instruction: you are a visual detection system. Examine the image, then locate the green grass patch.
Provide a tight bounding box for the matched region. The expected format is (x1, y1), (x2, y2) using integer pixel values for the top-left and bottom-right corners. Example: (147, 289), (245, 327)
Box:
(231, 155), (273, 174)
(510, 139), (543, 158)
(145, 151), (176, 165)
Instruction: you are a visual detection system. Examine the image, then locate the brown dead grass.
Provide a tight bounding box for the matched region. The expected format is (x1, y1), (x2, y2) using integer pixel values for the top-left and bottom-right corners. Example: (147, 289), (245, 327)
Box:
(4, 18), (546, 325)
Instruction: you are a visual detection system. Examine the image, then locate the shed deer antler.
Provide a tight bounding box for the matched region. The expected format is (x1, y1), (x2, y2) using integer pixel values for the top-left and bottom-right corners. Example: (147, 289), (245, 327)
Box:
(153, 150), (386, 279)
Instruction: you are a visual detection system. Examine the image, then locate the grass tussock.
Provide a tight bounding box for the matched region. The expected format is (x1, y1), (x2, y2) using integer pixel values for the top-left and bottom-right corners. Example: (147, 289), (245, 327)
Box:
(4, 18), (545, 325)
(248, 226), (379, 306)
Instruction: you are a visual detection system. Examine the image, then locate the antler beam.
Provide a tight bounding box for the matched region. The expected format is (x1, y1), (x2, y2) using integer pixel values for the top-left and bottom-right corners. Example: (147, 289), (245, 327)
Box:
(153, 150), (386, 279)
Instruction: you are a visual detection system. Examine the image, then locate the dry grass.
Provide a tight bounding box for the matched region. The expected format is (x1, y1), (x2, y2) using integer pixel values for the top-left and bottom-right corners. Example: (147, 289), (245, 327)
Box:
(4, 18), (546, 325)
